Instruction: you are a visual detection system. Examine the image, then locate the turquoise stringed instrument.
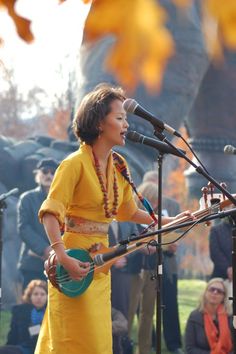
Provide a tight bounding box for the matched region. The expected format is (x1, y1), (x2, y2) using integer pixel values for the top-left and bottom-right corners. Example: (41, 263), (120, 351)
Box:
(45, 191), (235, 297)
(56, 249), (94, 297)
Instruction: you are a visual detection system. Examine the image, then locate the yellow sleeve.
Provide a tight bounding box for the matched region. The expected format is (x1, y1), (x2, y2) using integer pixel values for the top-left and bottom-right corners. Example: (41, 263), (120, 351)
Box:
(116, 197), (138, 221)
(38, 158), (80, 226)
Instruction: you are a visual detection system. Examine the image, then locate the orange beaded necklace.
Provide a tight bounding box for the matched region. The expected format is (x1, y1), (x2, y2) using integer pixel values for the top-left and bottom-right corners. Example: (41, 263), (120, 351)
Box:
(92, 150), (119, 218)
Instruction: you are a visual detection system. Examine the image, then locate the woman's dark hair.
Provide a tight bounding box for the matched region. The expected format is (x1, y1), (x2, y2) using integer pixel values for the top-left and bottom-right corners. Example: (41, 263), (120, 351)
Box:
(22, 279), (48, 304)
(73, 83), (126, 144)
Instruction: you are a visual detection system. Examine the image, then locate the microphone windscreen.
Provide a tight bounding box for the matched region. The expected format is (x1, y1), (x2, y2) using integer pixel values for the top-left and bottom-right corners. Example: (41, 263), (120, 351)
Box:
(123, 98), (138, 113)
(224, 145), (235, 154)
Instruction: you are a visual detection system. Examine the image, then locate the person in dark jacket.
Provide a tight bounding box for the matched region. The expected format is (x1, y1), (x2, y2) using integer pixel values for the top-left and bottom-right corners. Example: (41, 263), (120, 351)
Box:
(0, 279), (47, 354)
(209, 218), (232, 280)
(184, 277), (233, 354)
(128, 179), (183, 354)
(17, 158), (59, 289)
(109, 221), (139, 354)
(109, 220), (140, 319)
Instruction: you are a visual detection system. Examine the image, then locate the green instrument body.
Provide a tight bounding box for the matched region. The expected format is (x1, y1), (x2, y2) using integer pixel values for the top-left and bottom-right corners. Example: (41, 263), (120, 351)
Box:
(56, 249), (94, 298)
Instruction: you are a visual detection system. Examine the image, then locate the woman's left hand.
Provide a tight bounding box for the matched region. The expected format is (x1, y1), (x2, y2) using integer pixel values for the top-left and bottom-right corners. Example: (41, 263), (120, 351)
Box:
(174, 210), (195, 221)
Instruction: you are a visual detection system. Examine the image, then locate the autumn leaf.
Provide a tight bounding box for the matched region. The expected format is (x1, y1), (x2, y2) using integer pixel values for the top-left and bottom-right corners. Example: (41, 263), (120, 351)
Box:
(205, 0), (236, 50)
(0, 0), (66, 44)
(83, 0), (174, 93)
(0, 0), (33, 42)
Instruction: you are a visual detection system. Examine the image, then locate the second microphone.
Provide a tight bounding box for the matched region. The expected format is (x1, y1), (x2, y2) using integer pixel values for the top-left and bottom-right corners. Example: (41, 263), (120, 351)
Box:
(126, 131), (186, 158)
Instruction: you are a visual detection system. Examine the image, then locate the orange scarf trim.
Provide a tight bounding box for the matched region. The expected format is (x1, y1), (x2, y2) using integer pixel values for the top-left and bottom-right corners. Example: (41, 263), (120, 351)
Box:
(204, 304), (232, 354)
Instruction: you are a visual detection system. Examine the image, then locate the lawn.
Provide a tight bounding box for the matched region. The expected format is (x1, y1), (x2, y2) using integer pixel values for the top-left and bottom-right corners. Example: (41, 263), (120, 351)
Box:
(0, 279), (206, 352)
(129, 279), (206, 353)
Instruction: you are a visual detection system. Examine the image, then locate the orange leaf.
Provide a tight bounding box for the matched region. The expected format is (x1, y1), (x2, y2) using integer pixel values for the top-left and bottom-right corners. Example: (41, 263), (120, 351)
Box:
(0, 0), (33, 42)
(84, 0), (174, 93)
(0, 0), (67, 43)
(205, 0), (236, 51)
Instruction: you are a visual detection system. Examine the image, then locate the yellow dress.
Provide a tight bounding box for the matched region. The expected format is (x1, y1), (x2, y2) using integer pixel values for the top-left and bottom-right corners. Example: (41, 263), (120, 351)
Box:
(35, 143), (138, 354)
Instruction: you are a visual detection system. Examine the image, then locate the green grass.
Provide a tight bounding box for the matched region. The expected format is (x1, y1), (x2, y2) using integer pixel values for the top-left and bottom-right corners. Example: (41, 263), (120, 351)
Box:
(178, 279), (206, 334)
(0, 310), (11, 344)
(0, 279), (206, 352)
(130, 278), (206, 353)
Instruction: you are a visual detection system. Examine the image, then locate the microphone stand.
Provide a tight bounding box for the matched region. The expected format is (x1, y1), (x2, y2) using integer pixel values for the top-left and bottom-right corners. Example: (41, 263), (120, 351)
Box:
(0, 198), (7, 321)
(230, 215), (236, 351)
(153, 129), (236, 353)
(155, 152), (164, 354)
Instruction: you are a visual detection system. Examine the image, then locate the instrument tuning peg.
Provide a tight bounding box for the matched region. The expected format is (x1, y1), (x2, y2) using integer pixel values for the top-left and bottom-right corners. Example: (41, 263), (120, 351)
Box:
(220, 182), (227, 200)
(207, 182), (214, 198)
(201, 186), (209, 208)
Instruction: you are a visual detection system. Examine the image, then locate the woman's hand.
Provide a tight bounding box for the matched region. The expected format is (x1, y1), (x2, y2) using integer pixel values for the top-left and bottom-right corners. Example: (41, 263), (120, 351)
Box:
(59, 254), (91, 281)
(174, 210), (195, 221)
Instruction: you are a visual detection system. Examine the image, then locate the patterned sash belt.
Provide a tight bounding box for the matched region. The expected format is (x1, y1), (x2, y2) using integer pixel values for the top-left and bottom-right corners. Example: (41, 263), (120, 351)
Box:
(65, 216), (109, 235)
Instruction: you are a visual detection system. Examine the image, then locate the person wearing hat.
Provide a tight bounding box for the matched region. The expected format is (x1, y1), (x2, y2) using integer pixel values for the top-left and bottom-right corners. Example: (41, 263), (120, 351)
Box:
(17, 158), (59, 289)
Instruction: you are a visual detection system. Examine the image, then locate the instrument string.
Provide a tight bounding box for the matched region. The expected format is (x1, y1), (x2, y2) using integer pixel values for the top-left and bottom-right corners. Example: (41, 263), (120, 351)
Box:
(56, 197), (231, 285)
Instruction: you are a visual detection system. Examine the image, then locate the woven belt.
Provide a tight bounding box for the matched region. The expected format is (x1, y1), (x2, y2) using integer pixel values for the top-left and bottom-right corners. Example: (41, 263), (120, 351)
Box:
(65, 216), (109, 235)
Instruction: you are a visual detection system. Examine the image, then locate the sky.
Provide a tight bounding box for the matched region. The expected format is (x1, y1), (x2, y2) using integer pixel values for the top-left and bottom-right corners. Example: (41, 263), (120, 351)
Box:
(0, 0), (90, 98)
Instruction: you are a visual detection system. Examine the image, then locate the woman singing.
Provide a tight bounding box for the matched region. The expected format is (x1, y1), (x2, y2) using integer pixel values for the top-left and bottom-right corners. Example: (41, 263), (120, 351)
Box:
(35, 83), (188, 354)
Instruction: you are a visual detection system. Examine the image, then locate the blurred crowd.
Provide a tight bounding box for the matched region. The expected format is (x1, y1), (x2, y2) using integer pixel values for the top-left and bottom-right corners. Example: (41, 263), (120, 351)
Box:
(1, 160), (234, 354)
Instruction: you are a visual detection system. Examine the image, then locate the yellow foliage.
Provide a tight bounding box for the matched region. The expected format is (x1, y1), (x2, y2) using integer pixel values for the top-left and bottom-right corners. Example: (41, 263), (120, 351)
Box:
(171, 0), (192, 7)
(204, 0), (236, 51)
(1, 0), (236, 93)
(83, 0), (174, 92)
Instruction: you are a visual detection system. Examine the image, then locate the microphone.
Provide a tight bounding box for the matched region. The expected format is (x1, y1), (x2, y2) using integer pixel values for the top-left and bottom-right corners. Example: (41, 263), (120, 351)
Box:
(123, 98), (181, 137)
(126, 131), (186, 158)
(93, 245), (128, 266)
(224, 145), (236, 155)
(0, 188), (19, 202)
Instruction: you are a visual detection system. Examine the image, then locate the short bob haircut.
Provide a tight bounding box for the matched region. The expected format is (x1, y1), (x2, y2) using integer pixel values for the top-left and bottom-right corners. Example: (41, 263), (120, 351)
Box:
(22, 279), (48, 304)
(73, 83), (126, 145)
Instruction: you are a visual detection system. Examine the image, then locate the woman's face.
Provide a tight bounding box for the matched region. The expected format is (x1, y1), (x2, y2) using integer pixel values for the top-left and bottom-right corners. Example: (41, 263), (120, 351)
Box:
(30, 286), (47, 309)
(99, 99), (129, 147)
(205, 281), (225, 307)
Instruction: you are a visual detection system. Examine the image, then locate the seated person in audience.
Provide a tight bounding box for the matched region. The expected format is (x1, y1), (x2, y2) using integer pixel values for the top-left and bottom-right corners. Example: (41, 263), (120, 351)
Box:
(0, 279), (47, 354)
(184, 277), (233, 354)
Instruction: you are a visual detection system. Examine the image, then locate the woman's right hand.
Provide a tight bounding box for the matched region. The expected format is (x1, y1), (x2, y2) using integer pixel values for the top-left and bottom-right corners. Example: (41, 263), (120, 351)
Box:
(58, 253), (91, 281)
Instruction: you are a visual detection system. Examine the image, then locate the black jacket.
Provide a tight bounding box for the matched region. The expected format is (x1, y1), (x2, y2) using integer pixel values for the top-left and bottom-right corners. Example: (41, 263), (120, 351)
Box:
(209, 221), (232, 279)
(7, 303), (45, 353)
(17, 186), (49, 272)
(109, 221), (142, 274)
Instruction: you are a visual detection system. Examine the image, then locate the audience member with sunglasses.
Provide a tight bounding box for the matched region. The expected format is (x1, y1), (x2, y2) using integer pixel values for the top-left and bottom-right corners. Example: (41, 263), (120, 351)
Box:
(17, 158), (59, 289)
(184, 277), (233, 354)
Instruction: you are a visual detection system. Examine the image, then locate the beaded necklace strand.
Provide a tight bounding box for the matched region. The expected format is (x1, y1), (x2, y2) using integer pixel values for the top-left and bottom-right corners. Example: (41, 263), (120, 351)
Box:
(92, 149), (158, 225)
(113, 151), (158, 228)
(92, 150), (119, 218)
